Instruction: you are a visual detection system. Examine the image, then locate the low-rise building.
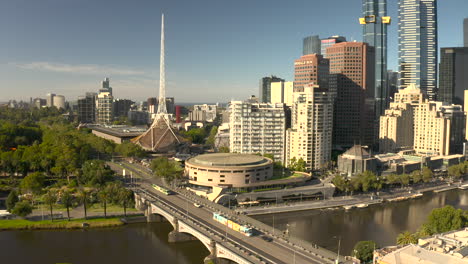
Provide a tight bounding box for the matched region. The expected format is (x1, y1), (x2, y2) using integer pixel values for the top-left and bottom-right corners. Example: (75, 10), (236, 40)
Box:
(337, 145), (378, 177)
(375, 228), (468, 264)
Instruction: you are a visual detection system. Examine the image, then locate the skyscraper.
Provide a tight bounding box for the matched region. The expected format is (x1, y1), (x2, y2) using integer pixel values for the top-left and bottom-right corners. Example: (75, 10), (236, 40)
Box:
(439, 47), (468, 106)
(229, 100), (287, 163)
(259, 76), (284, 103)
(327, 42), (375, 148)
(398, 0), (438, 100)
(293, 54), (329, 92)
(303, 35), (321, 55)
(361, 0), (390, 120)
(320, 36), (347, 57)
(286, 84), (333, 171)
(78, 92), (97, 123)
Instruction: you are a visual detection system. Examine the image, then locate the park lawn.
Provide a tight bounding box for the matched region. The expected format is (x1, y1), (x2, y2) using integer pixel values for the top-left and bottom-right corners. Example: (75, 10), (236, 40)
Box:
(269, 170), (306, 181)
(0, 217), (124, 231)
(88, 203), (138, 213)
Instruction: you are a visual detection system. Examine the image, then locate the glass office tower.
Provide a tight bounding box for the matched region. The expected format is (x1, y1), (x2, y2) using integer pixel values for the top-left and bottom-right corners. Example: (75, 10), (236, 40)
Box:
(361, 0), (389, 120)
(398, 0), (438, 100)
(303, 35), (321, 55)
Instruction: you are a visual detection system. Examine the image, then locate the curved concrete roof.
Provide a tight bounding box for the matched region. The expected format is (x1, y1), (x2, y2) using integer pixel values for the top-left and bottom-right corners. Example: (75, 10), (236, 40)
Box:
(187, 153), (271, 167)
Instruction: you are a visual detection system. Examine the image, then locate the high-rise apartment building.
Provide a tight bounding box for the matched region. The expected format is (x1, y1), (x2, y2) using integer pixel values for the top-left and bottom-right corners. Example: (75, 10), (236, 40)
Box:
(46, 93), (55, 107)
(320, 36), (347, 57)
(303, 35), (321, 55)
(387, 70), (399, 100)
(53, 95), (66, 110)
(259, 76), (284, 103)
(379, 84), (458, 156)
(379, 84), (424, 153)
(293, 54), (329, 92)
(113, 99), (134, 117)
(229, 101), (287, 163)
(327, 42), (375, 148)
(286, 84), (333, 171)
(440, 105), (465, 154)
(100, 77), (113, 95)
(77, 92), (97, 123)
(361, 0), (391, 120)
(96, 78), (114, 124)
(270, 81), (294, 106)
(398, 0), (438, 100)
(439, 47), (468, 106)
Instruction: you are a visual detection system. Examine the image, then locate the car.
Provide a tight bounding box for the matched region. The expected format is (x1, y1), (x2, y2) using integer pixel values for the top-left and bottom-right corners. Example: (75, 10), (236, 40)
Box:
(193, 203), (202, 208)
(261, 235), (273, 242)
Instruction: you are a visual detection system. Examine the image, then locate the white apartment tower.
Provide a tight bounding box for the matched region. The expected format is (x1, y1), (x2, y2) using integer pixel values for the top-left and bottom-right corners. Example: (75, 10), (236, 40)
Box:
(286, 84), (333, 171)
(229, 101), (286, 164)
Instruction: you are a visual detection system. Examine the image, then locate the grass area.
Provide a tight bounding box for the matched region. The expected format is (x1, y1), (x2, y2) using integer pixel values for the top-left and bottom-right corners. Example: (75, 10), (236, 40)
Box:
(269, 170), (307, 181)
(0, 217), (124, 231)
(88, 203), (138, 213)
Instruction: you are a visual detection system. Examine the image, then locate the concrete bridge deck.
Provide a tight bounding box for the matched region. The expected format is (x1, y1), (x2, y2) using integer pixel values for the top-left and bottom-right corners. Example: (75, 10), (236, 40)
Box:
(111, 160), (351, 264)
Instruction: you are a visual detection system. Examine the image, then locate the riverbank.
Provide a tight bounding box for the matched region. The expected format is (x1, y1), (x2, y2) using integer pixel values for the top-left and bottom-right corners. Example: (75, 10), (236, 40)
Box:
(238, 180), (468, 215)
(0, 217), (126, 231)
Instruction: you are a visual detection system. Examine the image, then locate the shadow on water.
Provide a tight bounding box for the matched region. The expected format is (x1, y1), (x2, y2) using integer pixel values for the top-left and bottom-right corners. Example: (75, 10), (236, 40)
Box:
(0, 222), (209, 264)
(253, 189), (468, 255)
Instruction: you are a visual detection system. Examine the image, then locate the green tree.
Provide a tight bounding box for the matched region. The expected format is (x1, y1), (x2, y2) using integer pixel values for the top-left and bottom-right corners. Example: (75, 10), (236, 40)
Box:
(6, 189), (19, 212)
(60, 189), (74, 221)
(400, 173), (410, 187)
(288, 157), (307, 172)
(115, 142), (146, 158)
(218, 146), (229, 153)
(352, 240), (376, 263)
(422, 205), (468, 235)
(42, 189), (58, 221)
(411, 170), (422, 184)
(184, 128), (207, 144)
(20, 172), (45, 195)
(448, 164), (463, 180)
(150, 157), (183, 184)
(80, 160), (114, 186)
(332, 174), (349, 193)
(77, 188), (92, 219)
(397, 231), (418, 245)
(97, 184), (114, 218)
(206, 126), (218, 147)
(422, 167), (433, 183)
(11, 200), (33, 217)
(118, 188), (134, 217)
(360, 171), (378, 192)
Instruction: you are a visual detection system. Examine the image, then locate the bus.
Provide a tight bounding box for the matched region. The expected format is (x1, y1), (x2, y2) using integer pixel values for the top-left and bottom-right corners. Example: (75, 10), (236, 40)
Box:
(213, 212), (254, 237)
(152, 184), (172, 195)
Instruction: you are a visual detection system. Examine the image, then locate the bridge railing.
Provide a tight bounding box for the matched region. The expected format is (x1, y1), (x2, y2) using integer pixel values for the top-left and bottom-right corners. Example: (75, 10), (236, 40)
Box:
(173, 187), (338, 263)
(135, 188), (275, 264)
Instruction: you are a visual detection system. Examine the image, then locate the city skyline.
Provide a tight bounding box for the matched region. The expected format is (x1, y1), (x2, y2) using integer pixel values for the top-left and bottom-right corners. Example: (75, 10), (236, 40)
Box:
(1, 0), (467, 103)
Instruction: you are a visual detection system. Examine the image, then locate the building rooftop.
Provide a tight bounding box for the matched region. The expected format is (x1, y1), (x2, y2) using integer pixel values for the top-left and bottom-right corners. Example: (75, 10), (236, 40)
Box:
(187, 153), (271, 168)
(342, 145), (371, 159)
(90, 125), (147, 138)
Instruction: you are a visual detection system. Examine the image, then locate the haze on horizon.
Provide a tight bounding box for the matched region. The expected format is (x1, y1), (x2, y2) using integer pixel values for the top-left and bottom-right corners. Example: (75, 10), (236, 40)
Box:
(1, 0), (467, 103)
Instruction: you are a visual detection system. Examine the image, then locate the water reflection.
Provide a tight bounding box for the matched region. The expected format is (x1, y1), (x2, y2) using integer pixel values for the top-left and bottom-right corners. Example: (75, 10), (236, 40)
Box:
(254, 189), (468, 255)
(0, 223), (208, 264)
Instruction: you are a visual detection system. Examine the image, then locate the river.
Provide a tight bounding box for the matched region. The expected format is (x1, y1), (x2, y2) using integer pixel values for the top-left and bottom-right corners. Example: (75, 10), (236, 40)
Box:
(253, 189), (468, 255)
(1, 189), (467, 263)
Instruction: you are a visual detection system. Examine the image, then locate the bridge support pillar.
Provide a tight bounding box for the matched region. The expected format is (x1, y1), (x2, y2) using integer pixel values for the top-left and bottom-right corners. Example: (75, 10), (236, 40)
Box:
(168, 218), (197, 243)
(203, 239), (217, 264)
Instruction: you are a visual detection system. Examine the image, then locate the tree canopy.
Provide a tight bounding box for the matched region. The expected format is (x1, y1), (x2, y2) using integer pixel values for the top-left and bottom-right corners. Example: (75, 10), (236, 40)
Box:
(150, 157), (183, 184)
(352, 240), (376, 263)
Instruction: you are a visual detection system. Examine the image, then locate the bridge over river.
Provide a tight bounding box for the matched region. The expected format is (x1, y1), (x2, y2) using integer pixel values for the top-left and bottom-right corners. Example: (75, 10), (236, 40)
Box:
(114, 161), (353, 264)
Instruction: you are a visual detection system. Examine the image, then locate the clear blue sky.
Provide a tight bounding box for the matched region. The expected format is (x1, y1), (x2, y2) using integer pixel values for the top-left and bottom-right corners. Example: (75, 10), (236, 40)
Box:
(1, 0), (467, 103)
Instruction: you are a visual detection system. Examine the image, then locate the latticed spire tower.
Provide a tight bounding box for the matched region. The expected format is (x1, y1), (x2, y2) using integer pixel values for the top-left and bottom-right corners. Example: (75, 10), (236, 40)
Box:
(157, 13), (167, 116)
(132, 14), (186, 152)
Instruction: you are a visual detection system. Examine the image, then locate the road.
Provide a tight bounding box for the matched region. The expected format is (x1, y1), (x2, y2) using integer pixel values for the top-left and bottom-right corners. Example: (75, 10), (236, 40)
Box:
(109, 161), (341, 264)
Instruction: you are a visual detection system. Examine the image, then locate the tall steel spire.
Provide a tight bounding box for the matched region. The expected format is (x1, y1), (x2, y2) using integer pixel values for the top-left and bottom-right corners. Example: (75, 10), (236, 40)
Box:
(157, 13), (167, 115)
